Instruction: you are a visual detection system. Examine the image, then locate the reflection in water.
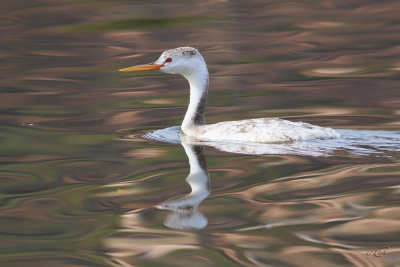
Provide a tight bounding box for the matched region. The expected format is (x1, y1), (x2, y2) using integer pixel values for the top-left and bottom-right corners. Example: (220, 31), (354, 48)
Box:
(105, 138), (400, 265)
(104, 143), (211, 265)
(156, 143), (210, 230)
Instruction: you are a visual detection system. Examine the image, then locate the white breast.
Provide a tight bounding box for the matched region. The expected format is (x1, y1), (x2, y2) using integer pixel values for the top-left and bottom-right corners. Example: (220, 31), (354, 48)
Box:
(183, 118), (340, 143)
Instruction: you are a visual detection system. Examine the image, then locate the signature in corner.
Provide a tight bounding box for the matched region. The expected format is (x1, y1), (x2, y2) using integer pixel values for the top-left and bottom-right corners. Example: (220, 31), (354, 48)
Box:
(366, 246), (390, 257)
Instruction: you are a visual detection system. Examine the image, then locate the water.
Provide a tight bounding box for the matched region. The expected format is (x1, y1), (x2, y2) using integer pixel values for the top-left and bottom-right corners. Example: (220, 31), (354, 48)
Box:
(1, 0), (400, 266)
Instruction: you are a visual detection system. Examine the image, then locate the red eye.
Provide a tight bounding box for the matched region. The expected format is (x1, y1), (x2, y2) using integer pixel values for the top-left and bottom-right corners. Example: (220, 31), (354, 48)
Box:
(165, 57), (172, 63)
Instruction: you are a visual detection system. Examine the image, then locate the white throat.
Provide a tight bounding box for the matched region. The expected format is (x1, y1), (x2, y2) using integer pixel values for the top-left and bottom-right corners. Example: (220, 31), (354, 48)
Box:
(181, 62), (209, 132)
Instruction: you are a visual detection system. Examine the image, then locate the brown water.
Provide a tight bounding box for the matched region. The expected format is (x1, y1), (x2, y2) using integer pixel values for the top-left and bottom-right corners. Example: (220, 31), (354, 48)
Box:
(1, 0), (400, 266)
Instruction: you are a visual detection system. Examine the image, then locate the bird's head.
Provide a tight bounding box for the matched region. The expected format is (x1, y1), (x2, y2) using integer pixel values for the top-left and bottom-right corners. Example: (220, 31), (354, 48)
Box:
(119, 47), (207, 78)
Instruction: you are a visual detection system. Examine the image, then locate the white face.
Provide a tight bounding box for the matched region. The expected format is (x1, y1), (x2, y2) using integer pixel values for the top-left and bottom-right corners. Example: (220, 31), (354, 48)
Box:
(154, 52), (205, 77)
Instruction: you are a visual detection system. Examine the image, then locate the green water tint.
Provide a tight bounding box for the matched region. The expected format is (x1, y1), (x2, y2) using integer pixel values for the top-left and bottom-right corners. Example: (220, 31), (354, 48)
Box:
(59, 16), (216, 32)
(0, 126), (114, 155)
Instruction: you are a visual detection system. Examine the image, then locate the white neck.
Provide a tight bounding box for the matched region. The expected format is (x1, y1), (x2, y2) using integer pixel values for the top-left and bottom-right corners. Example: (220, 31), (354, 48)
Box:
(181, 62), (209, 132)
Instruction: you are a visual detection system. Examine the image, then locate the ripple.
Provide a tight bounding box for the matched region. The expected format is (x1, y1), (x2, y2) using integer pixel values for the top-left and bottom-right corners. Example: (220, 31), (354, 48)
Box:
(0, 170), (52, 195)
(0, 255), (112, 267)
(308, 67), (361, 76)
(105, 212), (202, 261)
(0, 197), (99, 239)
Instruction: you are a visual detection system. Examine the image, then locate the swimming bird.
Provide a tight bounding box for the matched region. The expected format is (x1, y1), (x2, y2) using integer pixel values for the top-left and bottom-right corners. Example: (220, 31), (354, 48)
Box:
(120, 47), (339, 143)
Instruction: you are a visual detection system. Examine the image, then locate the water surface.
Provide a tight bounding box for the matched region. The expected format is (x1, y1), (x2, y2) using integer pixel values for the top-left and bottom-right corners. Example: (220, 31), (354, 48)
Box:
(1, 0), (400, 266)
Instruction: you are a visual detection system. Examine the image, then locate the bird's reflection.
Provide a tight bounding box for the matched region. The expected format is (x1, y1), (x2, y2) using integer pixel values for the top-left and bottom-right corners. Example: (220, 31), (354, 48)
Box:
(156, 142), (210, 230)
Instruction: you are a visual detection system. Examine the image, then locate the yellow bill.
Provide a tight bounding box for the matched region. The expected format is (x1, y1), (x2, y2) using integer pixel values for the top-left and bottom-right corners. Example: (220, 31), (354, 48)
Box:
(119, 63), (163, 72)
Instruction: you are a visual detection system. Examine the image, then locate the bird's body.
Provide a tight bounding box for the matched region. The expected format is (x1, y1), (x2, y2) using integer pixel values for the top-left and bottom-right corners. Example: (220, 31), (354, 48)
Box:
(183, 118), (338, 143)
(120, 47), (339, 143)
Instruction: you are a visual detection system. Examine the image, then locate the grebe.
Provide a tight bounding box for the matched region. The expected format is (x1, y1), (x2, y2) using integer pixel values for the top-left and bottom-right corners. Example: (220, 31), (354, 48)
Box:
(120, 47), (340, 143)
